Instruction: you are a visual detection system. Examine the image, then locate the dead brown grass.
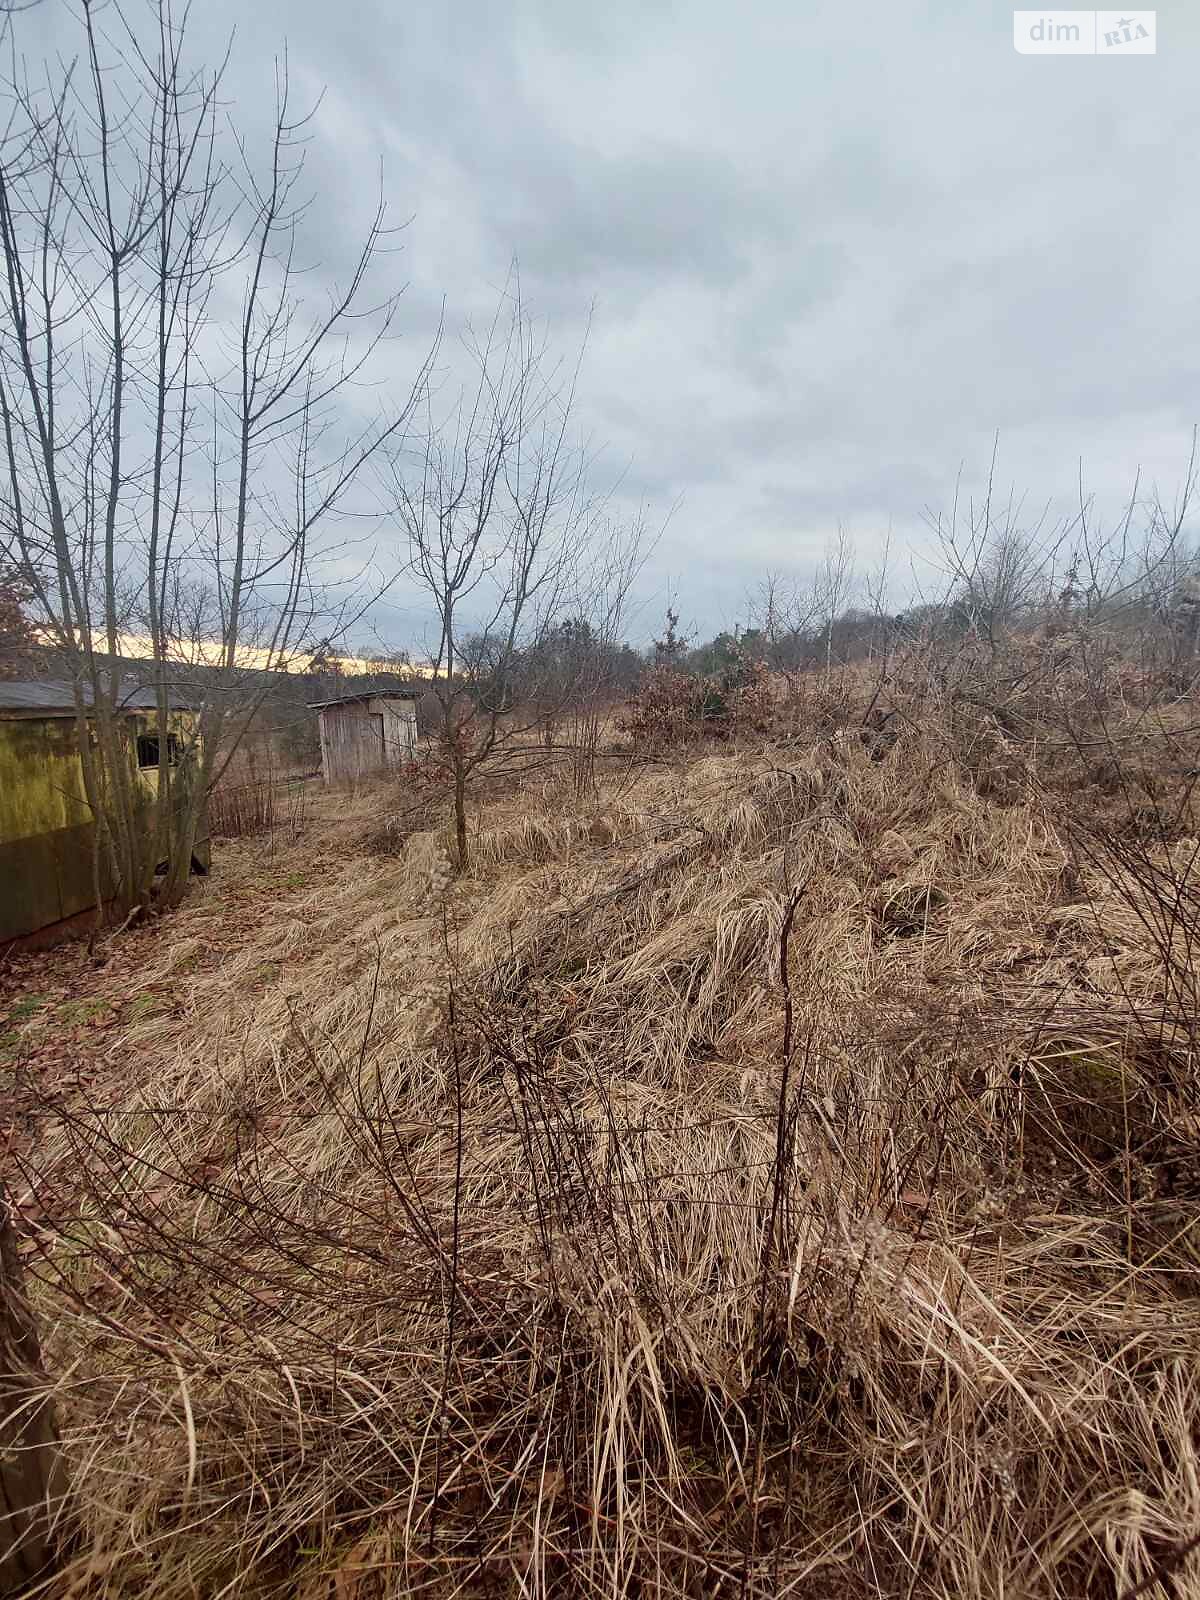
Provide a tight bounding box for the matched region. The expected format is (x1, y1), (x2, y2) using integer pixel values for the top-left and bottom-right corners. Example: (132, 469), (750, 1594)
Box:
(8, 661), (1200, 1598)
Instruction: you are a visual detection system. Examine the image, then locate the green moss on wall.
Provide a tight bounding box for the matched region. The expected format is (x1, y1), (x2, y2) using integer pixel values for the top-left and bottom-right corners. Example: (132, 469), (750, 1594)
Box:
(0, 717), (91, 844)
(0, 710), (206, 942)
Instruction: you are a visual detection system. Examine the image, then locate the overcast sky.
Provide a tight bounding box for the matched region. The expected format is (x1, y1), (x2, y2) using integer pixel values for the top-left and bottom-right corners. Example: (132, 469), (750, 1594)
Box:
(18, 0), (1200, 646)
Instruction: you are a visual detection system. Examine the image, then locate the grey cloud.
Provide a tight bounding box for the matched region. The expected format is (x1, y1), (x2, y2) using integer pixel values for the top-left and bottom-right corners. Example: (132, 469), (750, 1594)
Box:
(9, 0), (1199, 643)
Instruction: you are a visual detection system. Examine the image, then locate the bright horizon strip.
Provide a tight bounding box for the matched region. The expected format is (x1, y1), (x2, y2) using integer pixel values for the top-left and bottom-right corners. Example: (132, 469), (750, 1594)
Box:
(33, 630), (434, 678)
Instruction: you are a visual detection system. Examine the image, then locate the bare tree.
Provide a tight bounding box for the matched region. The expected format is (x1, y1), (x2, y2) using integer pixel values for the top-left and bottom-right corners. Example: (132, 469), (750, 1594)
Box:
(0, 0), (433, 921)
(552, 513), (651, 795)
(0, 1182), (66, 1591)
(926, 439), (1200, 658)
(814, 525), (857, 676)
(747, 569), (821, 670)
(924, 442), (1075, 649)
(388, 280), (609, 869)
(753, 531), (859, 673)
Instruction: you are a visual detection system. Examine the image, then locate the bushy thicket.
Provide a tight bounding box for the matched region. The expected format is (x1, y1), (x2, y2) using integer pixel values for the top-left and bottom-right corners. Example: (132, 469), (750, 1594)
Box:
(618, 650), (776, 749)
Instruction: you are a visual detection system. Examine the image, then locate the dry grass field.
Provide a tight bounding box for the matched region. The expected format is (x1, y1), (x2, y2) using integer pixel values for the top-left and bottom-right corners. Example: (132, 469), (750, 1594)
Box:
(5, 644), (1200, 1598)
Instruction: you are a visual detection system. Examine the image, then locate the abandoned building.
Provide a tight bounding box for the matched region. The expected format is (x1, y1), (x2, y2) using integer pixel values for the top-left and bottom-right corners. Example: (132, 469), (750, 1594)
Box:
(0, 678), (209, 947)
(310, 686), (421, 783)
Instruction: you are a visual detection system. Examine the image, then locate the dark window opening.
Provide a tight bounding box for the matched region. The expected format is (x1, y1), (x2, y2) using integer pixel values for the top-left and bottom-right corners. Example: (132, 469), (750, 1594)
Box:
(137, 732), (182, 769)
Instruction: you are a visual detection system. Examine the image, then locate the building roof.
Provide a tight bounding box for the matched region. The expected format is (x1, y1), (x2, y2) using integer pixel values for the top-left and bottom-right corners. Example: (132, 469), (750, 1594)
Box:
(309, 683), (424, 709)
(0, 677), (200, 717)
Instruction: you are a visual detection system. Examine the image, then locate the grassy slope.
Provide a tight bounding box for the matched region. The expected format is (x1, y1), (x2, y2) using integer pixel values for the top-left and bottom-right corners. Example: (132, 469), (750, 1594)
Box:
(9, 719), (1200, 1598)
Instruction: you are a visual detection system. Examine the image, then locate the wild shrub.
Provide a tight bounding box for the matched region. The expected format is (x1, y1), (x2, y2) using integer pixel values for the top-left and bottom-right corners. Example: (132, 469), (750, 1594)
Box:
(617, 665), (725, 748)
(619, 651), (775, 749)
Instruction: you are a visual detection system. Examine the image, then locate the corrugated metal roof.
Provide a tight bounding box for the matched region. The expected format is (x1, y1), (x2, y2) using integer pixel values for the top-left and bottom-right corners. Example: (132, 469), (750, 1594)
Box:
(0, 678), (200, 715)
(309, 685), (424, 709)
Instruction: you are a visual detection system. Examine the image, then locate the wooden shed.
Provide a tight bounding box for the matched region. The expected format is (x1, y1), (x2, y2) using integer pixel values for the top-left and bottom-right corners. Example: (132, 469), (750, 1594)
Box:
(310, 688), (420, 783)
(0, 678), (209, 947)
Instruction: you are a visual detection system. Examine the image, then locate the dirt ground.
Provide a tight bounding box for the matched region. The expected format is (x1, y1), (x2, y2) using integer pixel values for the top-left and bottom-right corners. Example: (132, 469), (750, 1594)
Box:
(1, 810), (327, 1174)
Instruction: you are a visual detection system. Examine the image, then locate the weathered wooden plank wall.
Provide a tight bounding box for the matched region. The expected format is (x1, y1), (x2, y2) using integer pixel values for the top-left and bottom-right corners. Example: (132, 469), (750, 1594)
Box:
(318, 697), (417, 783)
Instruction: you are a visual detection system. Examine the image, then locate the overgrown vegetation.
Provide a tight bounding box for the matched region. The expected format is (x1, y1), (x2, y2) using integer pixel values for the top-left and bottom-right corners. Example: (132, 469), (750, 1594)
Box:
(5, 598), (1200, 1598)
(207, 760), (312, 843)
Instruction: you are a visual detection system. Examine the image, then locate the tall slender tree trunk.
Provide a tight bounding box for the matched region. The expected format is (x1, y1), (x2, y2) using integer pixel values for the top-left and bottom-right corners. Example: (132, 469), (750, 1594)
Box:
(0, 1186), (66, 1592)
(453, 766), (469, 874)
